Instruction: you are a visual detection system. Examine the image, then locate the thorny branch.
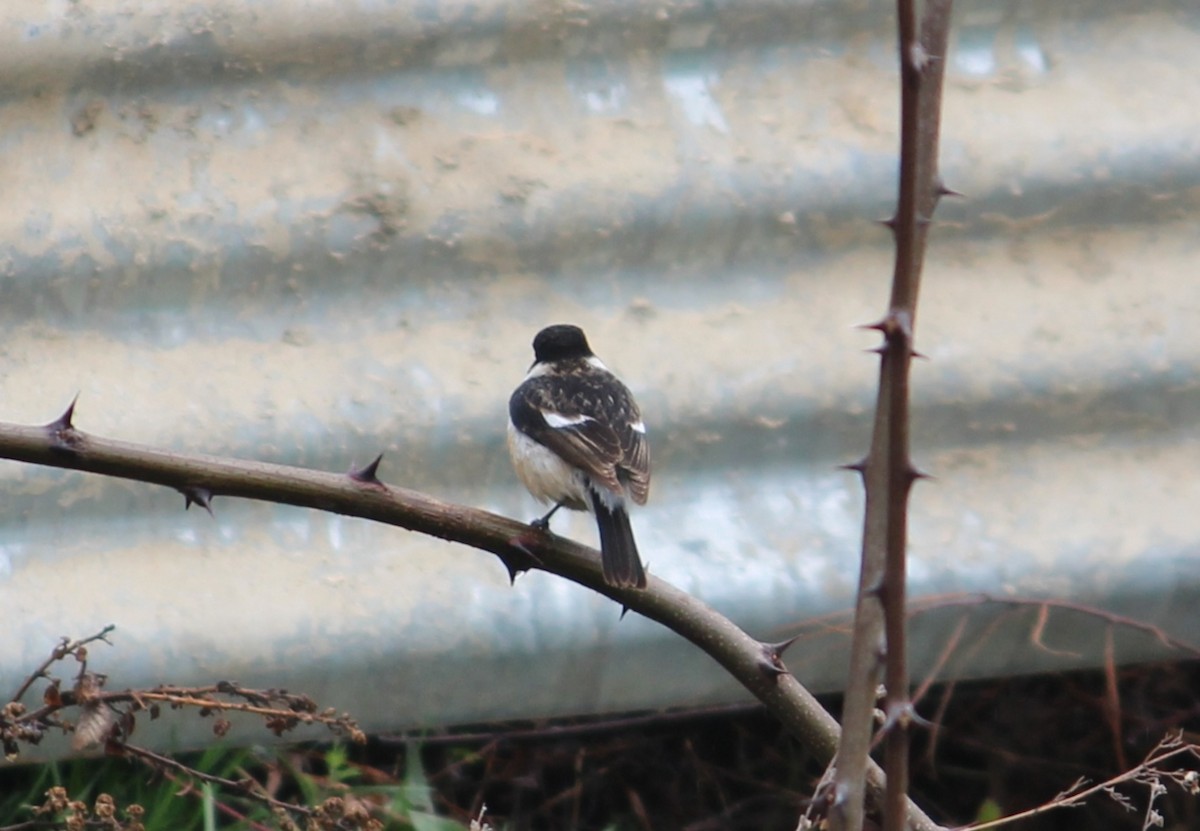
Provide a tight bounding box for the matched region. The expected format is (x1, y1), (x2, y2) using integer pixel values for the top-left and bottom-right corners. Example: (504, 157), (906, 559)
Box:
(829, 1), (955, 830)
(0, 411), (943, 831)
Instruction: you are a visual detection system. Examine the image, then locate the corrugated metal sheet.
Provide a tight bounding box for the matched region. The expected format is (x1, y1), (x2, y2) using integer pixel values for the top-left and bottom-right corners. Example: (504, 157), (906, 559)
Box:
(2, 0), (1199, 757)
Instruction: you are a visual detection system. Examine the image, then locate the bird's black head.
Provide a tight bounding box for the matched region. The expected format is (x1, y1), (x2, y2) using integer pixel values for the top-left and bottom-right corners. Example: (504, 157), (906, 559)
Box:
(531, 324), (593, 364)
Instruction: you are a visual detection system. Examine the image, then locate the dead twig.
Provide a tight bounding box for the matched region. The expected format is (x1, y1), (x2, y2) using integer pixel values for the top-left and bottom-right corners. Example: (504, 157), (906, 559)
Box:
(953, 731), (1200, 831)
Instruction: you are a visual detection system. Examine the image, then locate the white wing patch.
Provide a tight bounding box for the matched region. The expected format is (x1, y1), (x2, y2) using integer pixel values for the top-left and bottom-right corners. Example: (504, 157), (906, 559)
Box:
(542, 410), (594, 429)
(630, 420), (646, 434)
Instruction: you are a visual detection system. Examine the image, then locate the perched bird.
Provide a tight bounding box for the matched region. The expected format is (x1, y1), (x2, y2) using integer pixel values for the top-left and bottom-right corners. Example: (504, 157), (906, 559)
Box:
(507, 324), (650, 589)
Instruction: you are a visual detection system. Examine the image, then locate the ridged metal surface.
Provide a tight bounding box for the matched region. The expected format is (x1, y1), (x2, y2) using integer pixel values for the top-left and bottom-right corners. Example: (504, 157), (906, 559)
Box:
(2, 0), (1199, 757)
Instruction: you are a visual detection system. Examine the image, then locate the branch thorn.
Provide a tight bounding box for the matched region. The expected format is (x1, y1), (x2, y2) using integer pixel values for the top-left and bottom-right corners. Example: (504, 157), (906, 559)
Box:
(55, 395), (79, 430)
(180, 487), (215, 516)
(907, 464), (933, 483)
(755, 648), (790, 681)
(763, 633), (801, 661)
(838, 457), (868, 475)
(499, 536), (543, 585)
(935, 178), (964, 199)
(45, 394), (83, 452)
(348, 453), (384, 486)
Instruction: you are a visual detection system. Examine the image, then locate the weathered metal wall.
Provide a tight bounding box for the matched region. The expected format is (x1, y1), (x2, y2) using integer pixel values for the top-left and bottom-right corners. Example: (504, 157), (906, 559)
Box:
(2, 0), (1199, 757)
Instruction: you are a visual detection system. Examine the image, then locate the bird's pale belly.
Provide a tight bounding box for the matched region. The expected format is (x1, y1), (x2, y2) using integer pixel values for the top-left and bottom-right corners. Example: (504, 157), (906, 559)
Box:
(506, 423), (589, 510)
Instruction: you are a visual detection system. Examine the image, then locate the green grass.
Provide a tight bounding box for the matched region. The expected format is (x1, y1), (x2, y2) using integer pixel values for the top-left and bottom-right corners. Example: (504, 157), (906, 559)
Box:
(0, 745), (262, 830)
(0, 743), (480, 831)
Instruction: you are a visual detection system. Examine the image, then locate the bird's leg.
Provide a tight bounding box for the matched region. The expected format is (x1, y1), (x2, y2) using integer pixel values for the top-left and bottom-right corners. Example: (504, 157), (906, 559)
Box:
(531, 501), (565, 531)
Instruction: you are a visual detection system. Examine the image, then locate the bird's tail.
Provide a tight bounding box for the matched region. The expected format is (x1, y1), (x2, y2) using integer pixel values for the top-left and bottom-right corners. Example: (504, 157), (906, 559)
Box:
(589, 490), (647, 589)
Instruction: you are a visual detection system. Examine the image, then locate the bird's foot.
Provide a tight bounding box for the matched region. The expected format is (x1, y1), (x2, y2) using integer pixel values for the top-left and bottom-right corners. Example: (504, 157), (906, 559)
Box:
(530, 501), (564, 532)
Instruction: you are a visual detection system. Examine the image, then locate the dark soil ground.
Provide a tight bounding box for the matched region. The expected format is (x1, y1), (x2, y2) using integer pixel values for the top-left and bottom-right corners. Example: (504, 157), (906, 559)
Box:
(361, 658), (1200, 830)
(2, 660), (1196, 830)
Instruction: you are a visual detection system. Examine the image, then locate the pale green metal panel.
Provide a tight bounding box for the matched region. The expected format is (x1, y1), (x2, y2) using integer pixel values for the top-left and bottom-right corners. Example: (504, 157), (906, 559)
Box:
(1, 0), (1199, 758)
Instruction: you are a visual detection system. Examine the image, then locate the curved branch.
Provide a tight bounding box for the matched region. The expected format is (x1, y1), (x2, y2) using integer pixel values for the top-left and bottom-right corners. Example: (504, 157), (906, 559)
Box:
(0, 408), (941, 830)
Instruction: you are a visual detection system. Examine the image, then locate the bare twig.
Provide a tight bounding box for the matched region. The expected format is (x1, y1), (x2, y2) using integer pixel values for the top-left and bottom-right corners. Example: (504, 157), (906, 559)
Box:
(1029, 603), (1081, 658)
(123, 744), (309, 819)
(1102, 626), (1128, 772)
(953, 731), (1200, 831)
(780, 592), (1200, 663)
(10, 625), (115, 704)
(911, 593), (1200, 658)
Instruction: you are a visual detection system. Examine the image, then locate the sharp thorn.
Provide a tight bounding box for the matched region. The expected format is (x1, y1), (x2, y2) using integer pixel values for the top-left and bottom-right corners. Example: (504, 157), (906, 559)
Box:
(880, 700), (933, 732)
(348, 453), (384, 485)
(876, 216), (897, 232)
(763, 633), (802, 660)
(838, 458), (867, 474)
(504, 562), (523, 586)
(909, 708), (934, 729)
(500, 537), (543, 584)
(181, 487), (215, 517)
(908, 464), (933, 482)
(55, 394), (79, 430)
(880, 700), (919, 733)
(935, 179), (964, 199)
(755, 651), (790, 681)
(620, 604), (631, 620)
(45, 394), (83, 452)
(856, 319), (888, 332)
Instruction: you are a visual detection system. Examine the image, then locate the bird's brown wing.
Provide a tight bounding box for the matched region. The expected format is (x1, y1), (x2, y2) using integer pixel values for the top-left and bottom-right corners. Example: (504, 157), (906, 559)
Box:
(508, 381), (625, 495)
(617, 415), (650, 505)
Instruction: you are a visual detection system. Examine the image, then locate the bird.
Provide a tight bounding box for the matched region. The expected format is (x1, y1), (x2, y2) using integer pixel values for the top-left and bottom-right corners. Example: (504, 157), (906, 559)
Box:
(507, 324), (650, 589)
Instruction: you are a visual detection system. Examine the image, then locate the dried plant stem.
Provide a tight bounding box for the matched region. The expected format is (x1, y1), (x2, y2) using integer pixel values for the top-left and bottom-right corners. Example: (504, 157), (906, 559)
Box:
(124, 744), (306, 818)
(954, 734), (1199, 831)
(9, 625), (115, 704)
(908, 593), (1200, 657)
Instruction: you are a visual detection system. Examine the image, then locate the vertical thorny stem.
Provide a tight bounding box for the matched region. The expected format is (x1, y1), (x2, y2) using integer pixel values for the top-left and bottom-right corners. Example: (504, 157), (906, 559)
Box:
(829, 2), (955, 831)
